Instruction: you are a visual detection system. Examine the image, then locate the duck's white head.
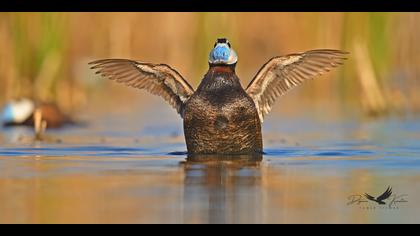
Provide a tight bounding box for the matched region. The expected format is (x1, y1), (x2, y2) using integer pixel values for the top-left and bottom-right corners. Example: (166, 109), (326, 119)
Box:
(1, 98), (35, 124)
(208, 38), (238, 65)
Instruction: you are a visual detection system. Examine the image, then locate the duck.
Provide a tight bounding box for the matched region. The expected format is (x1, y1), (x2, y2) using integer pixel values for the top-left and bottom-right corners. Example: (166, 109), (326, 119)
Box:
(89, 38), (348, 155)
(1, 98), (74, 139)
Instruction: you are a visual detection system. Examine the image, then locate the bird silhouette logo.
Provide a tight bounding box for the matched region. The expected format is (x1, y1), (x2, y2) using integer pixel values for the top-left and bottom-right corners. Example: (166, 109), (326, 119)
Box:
(364, 186), (393, 205)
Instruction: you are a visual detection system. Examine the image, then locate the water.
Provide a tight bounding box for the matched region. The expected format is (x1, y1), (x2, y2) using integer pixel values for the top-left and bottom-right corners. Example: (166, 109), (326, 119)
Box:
(0, 99), (419, 223)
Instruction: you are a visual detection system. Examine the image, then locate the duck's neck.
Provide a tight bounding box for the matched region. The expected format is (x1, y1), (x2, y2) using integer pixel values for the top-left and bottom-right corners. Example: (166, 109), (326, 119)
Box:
(208, 64), (236, 73)
(197, 64), (241, 93)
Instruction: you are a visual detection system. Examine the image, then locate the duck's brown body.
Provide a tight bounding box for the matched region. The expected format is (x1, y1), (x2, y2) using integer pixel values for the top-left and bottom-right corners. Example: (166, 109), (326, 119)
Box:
(183, 66), (263, 155)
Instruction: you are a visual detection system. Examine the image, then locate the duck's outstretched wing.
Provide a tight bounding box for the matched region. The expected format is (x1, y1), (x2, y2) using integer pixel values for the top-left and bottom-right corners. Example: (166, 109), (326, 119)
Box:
(245, 49), (348, 122)
(89, 59), (194, 118)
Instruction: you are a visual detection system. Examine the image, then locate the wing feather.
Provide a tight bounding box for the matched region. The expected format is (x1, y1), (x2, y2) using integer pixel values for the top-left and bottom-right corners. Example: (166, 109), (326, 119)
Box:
(89, 59), (194, 117)
(246, 49), (348, 122)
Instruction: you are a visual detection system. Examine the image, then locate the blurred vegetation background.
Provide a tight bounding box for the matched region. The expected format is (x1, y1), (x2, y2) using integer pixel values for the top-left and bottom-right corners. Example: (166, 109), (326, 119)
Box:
(0, 12), (419, 117)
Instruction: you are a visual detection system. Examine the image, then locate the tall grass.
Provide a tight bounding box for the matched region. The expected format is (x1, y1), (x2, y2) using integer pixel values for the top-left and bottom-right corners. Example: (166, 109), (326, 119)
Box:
(0, 13), (68, 101)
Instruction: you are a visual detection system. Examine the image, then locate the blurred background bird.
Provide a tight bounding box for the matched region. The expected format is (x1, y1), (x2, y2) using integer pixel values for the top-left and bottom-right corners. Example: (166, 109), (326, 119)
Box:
(1, 98), (75, 140)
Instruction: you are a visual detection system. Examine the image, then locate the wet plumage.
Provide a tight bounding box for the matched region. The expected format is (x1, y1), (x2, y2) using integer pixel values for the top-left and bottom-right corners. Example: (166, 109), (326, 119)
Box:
(90, 38), (348, 155)
(183, 65), (262, 154)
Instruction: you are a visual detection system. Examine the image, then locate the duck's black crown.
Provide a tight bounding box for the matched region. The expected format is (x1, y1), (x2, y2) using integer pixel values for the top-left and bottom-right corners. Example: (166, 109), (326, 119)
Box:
(214, 38), (231, 48)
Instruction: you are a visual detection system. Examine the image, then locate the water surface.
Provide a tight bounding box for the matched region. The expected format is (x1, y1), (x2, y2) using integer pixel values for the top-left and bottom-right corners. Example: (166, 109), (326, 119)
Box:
(0, 100), (419, 223)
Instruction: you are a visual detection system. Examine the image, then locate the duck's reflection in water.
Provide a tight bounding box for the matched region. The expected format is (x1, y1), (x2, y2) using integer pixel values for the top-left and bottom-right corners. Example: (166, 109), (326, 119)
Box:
(181, 154), (263, 224)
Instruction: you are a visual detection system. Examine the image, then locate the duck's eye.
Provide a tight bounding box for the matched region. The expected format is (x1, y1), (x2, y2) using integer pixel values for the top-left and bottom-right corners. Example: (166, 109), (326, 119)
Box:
(214, 43), (217, 48)
(227, 42), (231, 48)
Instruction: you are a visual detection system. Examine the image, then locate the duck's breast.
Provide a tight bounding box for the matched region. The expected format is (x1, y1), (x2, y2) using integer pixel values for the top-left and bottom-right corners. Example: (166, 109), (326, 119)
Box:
(183, 88), (262, 154)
